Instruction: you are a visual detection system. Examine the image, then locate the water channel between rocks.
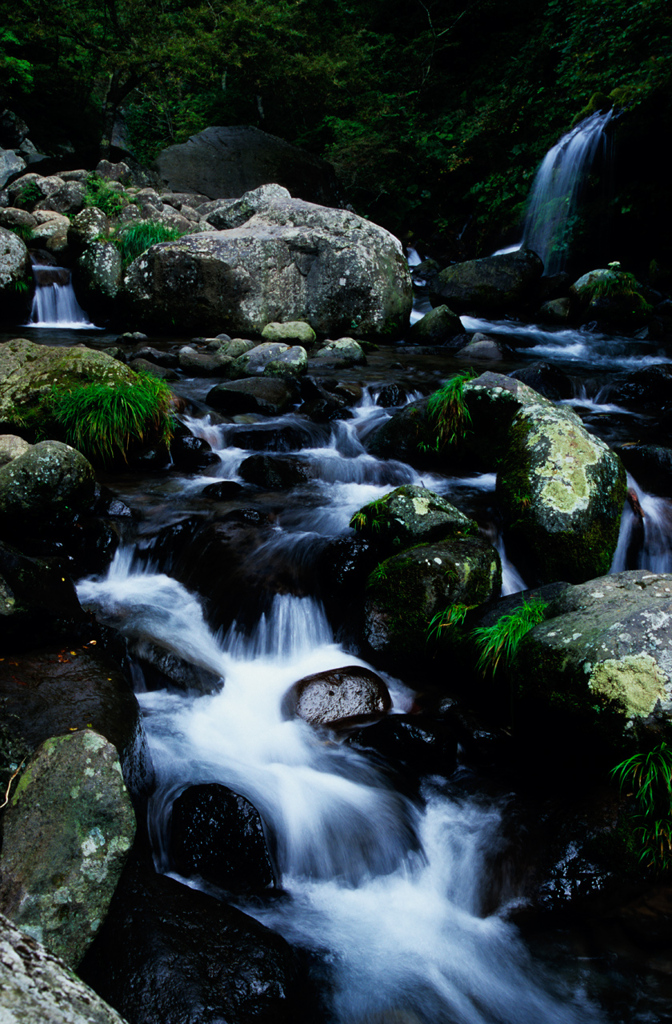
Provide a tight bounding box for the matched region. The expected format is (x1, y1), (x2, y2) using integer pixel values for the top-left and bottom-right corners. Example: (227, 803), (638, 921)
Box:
(8, 311), (672, 1023)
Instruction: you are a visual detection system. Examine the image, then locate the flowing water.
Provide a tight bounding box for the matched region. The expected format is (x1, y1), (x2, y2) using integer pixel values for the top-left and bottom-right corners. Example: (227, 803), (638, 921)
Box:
(27, 264), (97, 329)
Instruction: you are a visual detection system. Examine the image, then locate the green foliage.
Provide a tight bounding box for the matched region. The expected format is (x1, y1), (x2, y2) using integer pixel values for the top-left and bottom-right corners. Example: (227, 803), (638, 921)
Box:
(612, 742), (672, 873)
(0, 28), (33, 92)
(349, 495), (388, 533)
(427, 603), (470, 644)
(472, 597), (548, 677)
(84, 174), (126, 218)
(113, 221), (184, 268)
(50, 373), (174, 466)
(17, 180), (42, 208)
(426, 370), (476, 450)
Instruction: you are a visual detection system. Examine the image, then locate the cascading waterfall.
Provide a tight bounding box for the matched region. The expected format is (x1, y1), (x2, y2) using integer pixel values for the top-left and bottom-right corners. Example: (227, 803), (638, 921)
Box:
(27, 263), (96, 328)
(611, 474), (672, 573)
(521, 109), (613, 275)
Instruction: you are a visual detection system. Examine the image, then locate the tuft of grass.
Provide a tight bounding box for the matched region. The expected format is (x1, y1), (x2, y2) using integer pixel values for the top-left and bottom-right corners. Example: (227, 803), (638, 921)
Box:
(426, 370), (476, 450)
(115, 220), (184, 267)
(51, 373), (174, 465)
(427, 603), (471, 644)
(612, 742), (672, 873)
(84, 173), (127, 218)
(349, 495), (388, 533)
(471, 597), (547, 677)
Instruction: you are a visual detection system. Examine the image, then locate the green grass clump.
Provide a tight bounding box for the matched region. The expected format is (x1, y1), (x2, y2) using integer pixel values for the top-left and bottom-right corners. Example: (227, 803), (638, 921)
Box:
(51, 373), (174, 465)
(471, 597), (547, 677)
(84, 173), (127, 218)
(612, 742), (672, 874)
(115, 220), (184, 267)
(427, 603), (471, 644)
(426, 370), (476, 450)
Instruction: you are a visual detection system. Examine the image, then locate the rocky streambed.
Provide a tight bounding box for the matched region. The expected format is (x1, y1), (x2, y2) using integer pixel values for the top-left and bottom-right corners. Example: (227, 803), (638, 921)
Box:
(2, 299), (672, 1023)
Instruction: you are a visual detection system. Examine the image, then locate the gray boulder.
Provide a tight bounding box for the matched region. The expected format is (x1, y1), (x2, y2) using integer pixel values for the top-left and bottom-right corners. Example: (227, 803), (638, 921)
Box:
(283, 666), (392, 728)
(0, 434), (31, 466)
(0, 730), (136, 967)
(207, 378), (296, 416)
(0, 911), (127, 1024)
(123, 188), (412, 339)
(408, 304), (462, 344)
(0, 226), (30, 292)
(67, 207), (110, 252)
(154, 125), (341, 205)
(261, 319), (317, 346)
(311, 337), (366, 368)
(0, 148), (26, 188)
(512, 571), (672, 750)
(77, 241), (123, 312)
(429, 248), (544, 314)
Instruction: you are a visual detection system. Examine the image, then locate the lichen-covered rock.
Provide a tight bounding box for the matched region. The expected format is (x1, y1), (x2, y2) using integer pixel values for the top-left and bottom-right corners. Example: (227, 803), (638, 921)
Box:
(0, 911), (127, 1024)
(0, 440), (95, 528)
(351, 484), (476, 555)
(68, 207), (110, 252)
(428, 248), (544, 314)
(261, 320), (316, 345)
(0, 433), (31, 466)
(0, 730), (136, 967)
(571, 267), (651, 329)
(283, 665), (391, 728)
(408, 304), (462, 344)
(0, 337), (135, 428)
(0, 225), (30, 292)
(311, 337), (366, 367)
(263, 344), (308, 379)
(77, 241), (123, 311)
(496, 402), (626, 583)
(511, 571), (672, 750)
(123, 187), (412, 338)
(363, 537), (501, 661)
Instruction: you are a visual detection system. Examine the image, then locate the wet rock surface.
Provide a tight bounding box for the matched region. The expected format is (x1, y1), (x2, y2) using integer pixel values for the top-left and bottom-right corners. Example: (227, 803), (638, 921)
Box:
(283, 665), (392, 728)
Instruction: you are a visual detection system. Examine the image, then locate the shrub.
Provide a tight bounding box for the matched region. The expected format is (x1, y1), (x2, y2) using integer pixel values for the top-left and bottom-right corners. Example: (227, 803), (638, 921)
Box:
(471, 597), (548, 677)
(612, 742), (672, 874)
(115, 220), (185, 267)
(50, 373), (174, 466)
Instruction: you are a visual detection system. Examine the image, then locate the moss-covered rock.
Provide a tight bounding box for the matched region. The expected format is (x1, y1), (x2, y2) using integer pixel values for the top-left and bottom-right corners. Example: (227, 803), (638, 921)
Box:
(0, 440), (95, 530)
(570, 266), (652, 330)
(363, 536), (501, 661)
(511, 571), (672, 754)
(351, 484), (477, 556)
(428, 248), (544, 315)
(0, 337), (135, 433)
(0, 730), (136, 968)
(497, 402), (626, 583)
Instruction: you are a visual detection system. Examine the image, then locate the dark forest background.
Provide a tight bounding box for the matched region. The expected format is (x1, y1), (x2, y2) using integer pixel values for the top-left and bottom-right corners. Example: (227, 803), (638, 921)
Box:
(3, 0), (671, 268)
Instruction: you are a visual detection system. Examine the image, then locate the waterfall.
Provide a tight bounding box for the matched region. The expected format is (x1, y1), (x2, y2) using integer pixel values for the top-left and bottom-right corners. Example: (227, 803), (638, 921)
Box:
(27, 264), (96, 328)
(521, 109), (612, 275)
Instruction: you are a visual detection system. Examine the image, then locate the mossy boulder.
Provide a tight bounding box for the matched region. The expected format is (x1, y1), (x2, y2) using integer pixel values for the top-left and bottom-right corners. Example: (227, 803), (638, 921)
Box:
(496, 402), (626, 584)
(0, 337), (135, 433)
(363, 536), (501, 662)
(428, 248), (544, 314)
(0, 730), (136, 968)
(511, 571), (672, 754)
(261, 320), (316, 346)
(0, 440), (96, 529)
(570, 267), (651, 330)
(351, 484), (477, 556)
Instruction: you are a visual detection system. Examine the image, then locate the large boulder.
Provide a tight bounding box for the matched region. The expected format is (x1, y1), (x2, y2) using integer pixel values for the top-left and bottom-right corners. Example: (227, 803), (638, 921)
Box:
(428, 248), (544, 314)
(77, 241), (123, 315)
(0, 337), (136, 429)
(154, 124), (341, 206)
(0, 911), (127, 1024)
(0, 226), (31, 317)
(511, 571), (672, 754)
(123, 186), (412, 338)
(496, 402), (626, 584)
(0, 730), (136, 967)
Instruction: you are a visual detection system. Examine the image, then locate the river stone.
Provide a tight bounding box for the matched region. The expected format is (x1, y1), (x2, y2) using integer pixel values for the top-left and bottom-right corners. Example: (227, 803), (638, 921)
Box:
(262, 320), (317, 346)
(0, 440), (95, 529)
(408, 304), (462, 344)
(351, 484), (477, 555)
(511, 571), (672, 751)
(264, 344), (308, 379)
(496, 402), (626, 584)
(0, 207), (36, 231)
(0, 910), (127, 1024)
(78, 855), (296, 1024)
(0, 730), (136, 967)
(123, 190), (412, 338)
(283, 665), (392, 728)
(428, 248), (544, 314)
(311, 337), (366, 367)
(0, 433), (31, 466)
(77, 240), (123, 306)
(363, 537), (501, 661)
(0, 148), (26, 188)
(233, 341), (293, 375)
(0, 225), (30, 291)
(509, 361), (574, 401)
(0, 337), (135, 429)
(36, 180), (86, 216)
(154, 124), (340, 205)
(239, 453), (313, 489)
(455, 334), (511, 361)
(207, 377), (295, 416)
(177, 345), (234, 376)
(615, 444), (672, 497)
(129, 638), (222, 694)
(170, 783), (276, 890)
(0, 540), (84, 645)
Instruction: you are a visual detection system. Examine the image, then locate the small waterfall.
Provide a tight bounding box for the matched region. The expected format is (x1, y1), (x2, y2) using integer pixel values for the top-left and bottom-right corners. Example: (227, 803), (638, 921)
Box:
(611, 476), (672, 574)
(521, 109), (613, 275)
(27, 263), (96, 328)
